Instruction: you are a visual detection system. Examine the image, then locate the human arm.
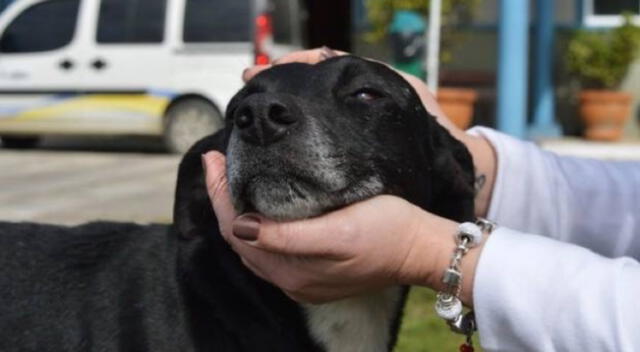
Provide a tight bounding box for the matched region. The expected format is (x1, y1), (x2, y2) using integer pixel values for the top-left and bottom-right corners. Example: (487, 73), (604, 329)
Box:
(203, 148), (640, 351)
(210, 48), (640, 350)
(201, 151), (481, 305)
(458, 128), (640, 351)
(472, 127), (640, 259)
(204, 147), (640, 351)
(474, 226), (640, 351)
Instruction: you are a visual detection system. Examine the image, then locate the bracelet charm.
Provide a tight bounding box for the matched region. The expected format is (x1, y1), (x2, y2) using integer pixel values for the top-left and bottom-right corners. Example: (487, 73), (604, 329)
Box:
(433, 218), (496, 351)
(435, 293), (463, 320)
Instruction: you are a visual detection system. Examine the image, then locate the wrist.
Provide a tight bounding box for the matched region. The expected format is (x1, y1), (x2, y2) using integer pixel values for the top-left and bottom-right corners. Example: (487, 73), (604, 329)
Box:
(399, 212), (488, 307)
(396, 212), (457, 288)
(460, 134), (497, 218)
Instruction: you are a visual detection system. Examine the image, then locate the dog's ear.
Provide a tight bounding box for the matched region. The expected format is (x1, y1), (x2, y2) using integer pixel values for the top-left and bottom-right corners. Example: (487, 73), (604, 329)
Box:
(424, 115), (476, 223)
(173, 130), (229, 239)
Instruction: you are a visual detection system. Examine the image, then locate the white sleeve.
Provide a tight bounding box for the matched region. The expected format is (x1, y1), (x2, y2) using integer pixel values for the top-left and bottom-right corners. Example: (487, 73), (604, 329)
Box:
(474, 227), (640, 351)
(465, 127), (640, 351)
(468, 127), (640, 259)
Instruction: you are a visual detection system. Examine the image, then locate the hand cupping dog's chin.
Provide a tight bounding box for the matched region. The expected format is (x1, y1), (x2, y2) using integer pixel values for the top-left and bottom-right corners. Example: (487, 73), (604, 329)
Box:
(232, 175), (385, 221)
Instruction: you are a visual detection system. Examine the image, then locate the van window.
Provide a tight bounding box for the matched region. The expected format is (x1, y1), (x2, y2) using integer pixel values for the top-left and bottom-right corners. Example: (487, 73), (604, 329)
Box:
(0, 0), (80, 53)
(97, 0), (166, 43)
(183, 0), (251, 42)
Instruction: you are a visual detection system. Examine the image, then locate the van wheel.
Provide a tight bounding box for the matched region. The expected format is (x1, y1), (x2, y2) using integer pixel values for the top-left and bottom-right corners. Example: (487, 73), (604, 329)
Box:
(1, 136), (40, 149)
(163, 99), (223, 154)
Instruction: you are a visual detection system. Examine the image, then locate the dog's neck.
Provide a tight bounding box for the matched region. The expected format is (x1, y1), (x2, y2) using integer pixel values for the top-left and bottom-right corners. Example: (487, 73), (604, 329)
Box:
(304, 286), (404, 352)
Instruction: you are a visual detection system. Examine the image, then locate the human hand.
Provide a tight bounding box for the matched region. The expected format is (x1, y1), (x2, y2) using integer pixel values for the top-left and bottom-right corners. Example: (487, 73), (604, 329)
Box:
(242, 48), (497, 218)
(202, 151), (482, 305)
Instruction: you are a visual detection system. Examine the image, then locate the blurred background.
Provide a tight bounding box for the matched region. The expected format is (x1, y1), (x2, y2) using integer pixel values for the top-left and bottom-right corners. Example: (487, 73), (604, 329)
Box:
(2, 0), (638, 223)
(0, 1), (639, 350)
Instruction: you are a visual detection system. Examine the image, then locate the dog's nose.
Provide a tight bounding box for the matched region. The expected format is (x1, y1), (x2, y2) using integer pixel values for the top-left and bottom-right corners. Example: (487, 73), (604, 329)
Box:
(234, 96), (298, 145)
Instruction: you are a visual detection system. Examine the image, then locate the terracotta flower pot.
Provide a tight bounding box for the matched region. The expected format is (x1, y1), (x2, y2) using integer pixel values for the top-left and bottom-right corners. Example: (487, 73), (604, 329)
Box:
(579, 90), (632, 141)
(436, 88), (478, 130)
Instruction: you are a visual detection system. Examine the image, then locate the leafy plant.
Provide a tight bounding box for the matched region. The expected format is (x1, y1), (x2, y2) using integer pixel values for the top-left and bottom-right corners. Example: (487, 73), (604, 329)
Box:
(364, 0), (477, 63)
(566, 15), (640, 89)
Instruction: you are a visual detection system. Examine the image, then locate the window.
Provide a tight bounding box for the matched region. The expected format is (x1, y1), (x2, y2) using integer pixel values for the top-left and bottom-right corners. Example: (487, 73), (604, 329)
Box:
(97, 0), (166, 43)
(183, 0), (250, 43)
(0, 0), (79, 53)
(583, 0), (640, 27)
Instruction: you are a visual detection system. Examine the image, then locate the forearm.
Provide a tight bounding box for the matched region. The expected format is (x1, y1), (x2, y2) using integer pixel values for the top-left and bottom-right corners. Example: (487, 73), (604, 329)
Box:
(474, 227), (640, 351)
(460, 133), (497, 219)
(398, 211), (640, 351)
(395, 131), (496, 305)
(470, 127), (640, 258)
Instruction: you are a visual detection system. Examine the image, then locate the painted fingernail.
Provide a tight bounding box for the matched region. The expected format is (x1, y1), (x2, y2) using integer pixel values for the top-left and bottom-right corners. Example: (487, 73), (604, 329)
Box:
(233, 214), (261, 241)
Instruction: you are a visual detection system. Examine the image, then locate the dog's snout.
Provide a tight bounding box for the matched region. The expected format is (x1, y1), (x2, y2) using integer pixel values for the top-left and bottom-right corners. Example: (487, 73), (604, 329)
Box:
(235, 95), (298, 146)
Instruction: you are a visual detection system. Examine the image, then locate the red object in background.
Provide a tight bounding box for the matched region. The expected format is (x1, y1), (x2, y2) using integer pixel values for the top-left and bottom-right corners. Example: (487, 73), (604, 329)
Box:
(254, 13), (272, 65)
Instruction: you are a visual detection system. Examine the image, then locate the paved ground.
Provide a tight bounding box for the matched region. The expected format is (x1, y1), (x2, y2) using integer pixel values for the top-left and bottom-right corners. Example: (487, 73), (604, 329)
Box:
(1, 135), (638, 226)
(0, 136), (181, 225)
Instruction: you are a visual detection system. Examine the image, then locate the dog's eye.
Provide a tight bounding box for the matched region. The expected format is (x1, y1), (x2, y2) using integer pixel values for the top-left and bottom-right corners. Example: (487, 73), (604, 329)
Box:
(352, 89), (383, 102)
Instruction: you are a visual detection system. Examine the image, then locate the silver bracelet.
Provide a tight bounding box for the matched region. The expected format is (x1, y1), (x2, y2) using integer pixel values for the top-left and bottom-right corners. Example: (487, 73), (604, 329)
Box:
(434, 218), (496, 351)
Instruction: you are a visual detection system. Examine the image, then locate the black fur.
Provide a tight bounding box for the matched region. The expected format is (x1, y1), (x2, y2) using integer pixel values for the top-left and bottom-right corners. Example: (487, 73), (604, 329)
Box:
(0, 56), (475, 351)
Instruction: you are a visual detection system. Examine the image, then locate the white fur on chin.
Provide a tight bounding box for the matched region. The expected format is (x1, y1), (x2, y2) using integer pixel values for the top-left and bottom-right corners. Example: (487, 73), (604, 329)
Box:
(304, 287), (402, 352)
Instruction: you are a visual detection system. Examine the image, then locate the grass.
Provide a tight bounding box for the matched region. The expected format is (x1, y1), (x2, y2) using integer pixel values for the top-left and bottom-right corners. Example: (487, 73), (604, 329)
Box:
(394, 287), (482, 352)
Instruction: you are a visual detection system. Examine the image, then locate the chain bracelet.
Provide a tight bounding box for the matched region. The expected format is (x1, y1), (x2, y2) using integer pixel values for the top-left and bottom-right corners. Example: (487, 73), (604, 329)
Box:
(434, 218), (496, 350)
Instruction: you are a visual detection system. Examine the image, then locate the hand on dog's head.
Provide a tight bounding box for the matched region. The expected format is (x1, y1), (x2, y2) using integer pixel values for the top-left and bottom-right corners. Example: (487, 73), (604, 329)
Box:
(174, 56), (475, 239)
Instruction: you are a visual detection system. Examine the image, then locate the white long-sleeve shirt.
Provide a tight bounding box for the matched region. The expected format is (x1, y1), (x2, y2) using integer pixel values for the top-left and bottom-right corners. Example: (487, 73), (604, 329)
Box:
(468, 127), (640, 352)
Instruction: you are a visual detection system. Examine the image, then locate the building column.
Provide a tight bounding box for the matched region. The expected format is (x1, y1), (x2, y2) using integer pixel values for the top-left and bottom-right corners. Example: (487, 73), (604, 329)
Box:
(496, 0), (529, 138)
(530, 0), (562, 138)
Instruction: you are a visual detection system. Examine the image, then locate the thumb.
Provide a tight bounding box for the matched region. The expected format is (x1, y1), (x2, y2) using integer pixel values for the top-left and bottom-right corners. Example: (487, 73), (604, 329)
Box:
(202, 151), (237, 240)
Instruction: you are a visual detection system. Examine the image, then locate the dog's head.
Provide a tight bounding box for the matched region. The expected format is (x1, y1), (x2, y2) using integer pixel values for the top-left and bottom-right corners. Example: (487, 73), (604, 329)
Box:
(174, 56), (475, 238)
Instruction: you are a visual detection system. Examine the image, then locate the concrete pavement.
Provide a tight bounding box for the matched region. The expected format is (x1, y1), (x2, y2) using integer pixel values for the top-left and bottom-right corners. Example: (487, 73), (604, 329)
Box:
(0, 135), (637, 227)
(0, 149), (180, 225)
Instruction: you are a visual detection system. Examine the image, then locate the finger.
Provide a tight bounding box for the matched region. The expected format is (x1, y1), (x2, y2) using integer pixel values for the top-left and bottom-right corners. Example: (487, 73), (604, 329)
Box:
(239, 256), (272, 282)
(202, 151), (237, 240)
(272, 47), (348, 65)
(242, 65), (271, 82)
(237, 211), (354, 259)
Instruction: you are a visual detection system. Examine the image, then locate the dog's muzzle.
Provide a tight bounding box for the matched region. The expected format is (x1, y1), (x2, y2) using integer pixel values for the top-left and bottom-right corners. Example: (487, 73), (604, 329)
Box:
(225, 91), (383, 221)
(233, 93), (301, 147)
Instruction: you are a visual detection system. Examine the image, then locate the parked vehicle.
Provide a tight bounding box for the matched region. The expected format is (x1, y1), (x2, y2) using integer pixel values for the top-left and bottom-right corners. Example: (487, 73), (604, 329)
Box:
(0, 0), (305, 153)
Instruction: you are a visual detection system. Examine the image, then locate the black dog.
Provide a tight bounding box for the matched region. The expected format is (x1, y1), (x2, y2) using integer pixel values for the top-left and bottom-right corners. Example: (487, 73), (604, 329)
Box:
(0, 56), (475, 352)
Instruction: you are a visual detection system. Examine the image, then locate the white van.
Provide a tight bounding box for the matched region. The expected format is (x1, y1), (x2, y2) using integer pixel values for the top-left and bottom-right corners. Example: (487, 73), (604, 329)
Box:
(0, 0), (305, 152)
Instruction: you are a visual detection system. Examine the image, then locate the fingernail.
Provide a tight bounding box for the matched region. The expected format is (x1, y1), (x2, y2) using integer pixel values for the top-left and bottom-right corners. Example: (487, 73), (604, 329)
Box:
(233, 214), (261, 241)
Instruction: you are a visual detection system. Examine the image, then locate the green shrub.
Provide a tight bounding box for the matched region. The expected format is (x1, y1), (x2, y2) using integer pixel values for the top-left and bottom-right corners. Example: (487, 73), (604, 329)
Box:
(566, 15), (640, 89)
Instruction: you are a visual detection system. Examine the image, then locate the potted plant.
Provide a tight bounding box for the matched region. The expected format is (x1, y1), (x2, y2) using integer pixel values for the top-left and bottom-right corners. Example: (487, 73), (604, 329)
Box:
(364, 0), (479, 129)
(566, 15), (640, 141)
